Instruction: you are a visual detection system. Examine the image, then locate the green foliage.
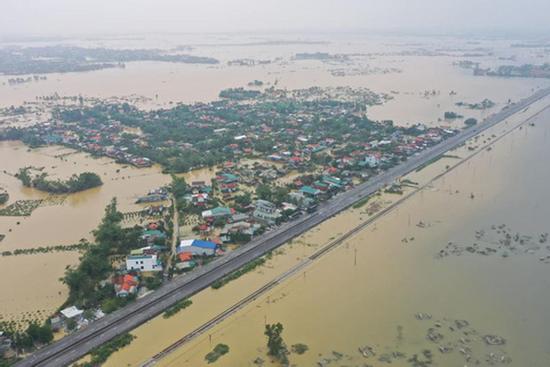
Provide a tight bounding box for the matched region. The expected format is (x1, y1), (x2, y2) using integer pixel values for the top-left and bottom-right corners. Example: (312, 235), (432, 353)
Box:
(79, 333), (135, 367)
(211, 258), (266, 289)
(17, 168), (32, 187)
(265, 323), (289, 365)
(63, 198), (139, 308)
(272, 186), (290, 205)
(66, 319), (77, 331)
(169, 175), (188, 199)
(101, 296), (134, 314)
(444, 111), (463, 119)
(256, 184), (272, 201)
(291, 343), (309, 355)
(163, 299), (193, 319)
(219, 88), (261, 100)
(204, 343), (230, 364)
(26, 323), (53, 344)
(233, 193), (252, 207)
(229, 232), (252, 244)
(17, 168), (102, 194)
(352, 197), (370, 209)
(464, 118), (478, 126)
(143, 274), (163, 290)
(0, 192), (8, 205)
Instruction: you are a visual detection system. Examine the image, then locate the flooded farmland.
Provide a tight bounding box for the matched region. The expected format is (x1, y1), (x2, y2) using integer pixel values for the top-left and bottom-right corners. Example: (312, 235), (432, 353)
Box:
(1, 32), (550, 365)
(102, 97), (550, 366)
(0, 141), (172, 326)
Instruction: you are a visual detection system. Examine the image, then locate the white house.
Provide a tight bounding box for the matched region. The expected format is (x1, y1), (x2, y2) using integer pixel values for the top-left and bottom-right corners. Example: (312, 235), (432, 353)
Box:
(126, 254), (162, 272)
(253, 199), (281, 224)
(60, 306), (84, 321)
(364, 155), (380, 168)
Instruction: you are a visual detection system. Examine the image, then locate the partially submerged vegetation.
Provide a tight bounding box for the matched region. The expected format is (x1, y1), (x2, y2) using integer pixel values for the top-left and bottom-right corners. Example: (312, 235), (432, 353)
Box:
(0, 190), (8, 205)
(456, 99), (495, 110)
(17, 167), (102, 194)
(0, 241), (90, 257)
(0, 46), (218, 75)
(291, 343), (309, 355)
(0, 199), (42, 216)
(211, 257), (266, 289)
(62, 199), (142, 310)
(352, 196), (371, 209)
(75, 333), (135, 367)
(204, 343), (230, 364)
(163, 299), (193, 319)
(0, 321), (54, 362)
(265, 323), (289, 366)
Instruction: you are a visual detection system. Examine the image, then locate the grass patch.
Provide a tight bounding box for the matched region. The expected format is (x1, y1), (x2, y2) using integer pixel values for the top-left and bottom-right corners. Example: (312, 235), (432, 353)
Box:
(205, 343), (230, 363)
(211, 257), (266, 289)
(163, 298), (193, 319)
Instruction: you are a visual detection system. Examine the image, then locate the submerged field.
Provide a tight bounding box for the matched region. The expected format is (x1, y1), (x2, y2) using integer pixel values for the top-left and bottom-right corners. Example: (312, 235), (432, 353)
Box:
(1, 33), (549, 363)
(101, 89), (550, 366)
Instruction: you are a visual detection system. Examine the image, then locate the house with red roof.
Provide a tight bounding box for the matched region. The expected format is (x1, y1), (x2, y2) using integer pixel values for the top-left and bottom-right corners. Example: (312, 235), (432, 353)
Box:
(114, 274), (139, 297)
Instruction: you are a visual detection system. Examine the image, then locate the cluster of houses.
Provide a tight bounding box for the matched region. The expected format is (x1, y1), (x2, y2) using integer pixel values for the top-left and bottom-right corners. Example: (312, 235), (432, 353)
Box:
(48, 305), (106, 333)
(20, 118), (153, 168)
(44, 222), (170, 334)
(135, 187), (169, 204)
(175, 239), (220, 270)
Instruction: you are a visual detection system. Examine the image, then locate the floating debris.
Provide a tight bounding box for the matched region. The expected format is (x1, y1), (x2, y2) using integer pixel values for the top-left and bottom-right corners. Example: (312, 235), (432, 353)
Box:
(426, 328), (444, 343)
(436, 225), (550, 263)
(415, 313), (432, 320)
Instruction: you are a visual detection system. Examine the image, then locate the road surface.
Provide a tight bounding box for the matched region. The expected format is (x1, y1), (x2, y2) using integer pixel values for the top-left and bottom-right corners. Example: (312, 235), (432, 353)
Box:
(16, 87), (550, 367)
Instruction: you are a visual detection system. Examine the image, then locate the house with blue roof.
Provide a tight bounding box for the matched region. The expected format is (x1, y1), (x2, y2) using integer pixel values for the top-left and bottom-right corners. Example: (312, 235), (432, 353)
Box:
(177, 239), (218, 256)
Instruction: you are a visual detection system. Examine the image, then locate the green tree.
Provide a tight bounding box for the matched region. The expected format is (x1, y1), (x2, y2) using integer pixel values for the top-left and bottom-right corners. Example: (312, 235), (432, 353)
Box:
(169, 175), (188, 198)
(26, 323), (53, 344)
(66, 319), (77, 331)
(256, 184), (272, 201)
(265, 323), (289, 365)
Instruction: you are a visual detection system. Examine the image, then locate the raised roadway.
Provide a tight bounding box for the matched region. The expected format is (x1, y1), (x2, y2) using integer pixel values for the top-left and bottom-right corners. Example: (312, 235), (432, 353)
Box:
(16, 86), (550, 367)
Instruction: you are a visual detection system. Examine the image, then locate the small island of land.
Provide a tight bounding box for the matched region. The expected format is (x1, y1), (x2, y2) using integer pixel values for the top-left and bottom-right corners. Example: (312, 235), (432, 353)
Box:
(17, 168), (103, 194)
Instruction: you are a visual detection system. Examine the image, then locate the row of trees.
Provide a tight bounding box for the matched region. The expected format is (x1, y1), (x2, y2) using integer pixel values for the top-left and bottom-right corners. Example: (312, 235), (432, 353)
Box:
(63, 199), (141, 309)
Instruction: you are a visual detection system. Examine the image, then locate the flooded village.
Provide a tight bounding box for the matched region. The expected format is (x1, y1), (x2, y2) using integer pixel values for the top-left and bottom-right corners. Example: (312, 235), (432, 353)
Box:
(0, 30), (550, 367)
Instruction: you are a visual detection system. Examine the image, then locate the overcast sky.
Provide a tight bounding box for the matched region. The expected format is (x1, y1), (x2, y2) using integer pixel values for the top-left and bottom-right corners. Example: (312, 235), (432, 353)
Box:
(2, 0), (549, 37)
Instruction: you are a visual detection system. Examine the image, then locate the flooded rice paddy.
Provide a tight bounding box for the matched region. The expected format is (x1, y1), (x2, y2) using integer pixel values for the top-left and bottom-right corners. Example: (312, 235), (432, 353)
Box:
(101, 97), (550, 366)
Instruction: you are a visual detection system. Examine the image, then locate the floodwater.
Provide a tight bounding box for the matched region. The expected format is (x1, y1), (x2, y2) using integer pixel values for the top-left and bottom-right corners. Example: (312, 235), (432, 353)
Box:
(104, 96), (550, 367)
(0, 141), (171, 326)
(1, 34), (549, 126)
(1, 32), (549, 355)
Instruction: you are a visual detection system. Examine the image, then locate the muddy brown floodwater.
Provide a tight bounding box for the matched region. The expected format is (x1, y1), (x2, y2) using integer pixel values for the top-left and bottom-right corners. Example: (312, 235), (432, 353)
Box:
(103, 97), (550, 367)
(0, 142), (172, 326)
(1, 33), (549, 361)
